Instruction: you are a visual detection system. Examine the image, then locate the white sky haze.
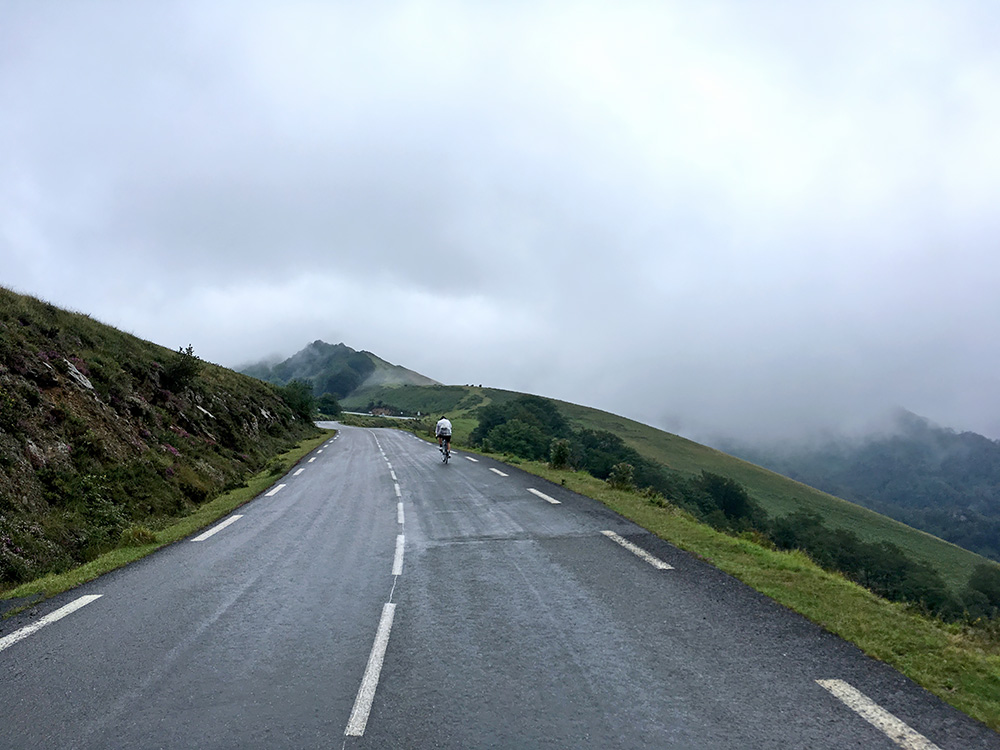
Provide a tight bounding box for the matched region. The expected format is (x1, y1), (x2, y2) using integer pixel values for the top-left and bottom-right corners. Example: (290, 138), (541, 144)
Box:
(3, 1), (999, 442)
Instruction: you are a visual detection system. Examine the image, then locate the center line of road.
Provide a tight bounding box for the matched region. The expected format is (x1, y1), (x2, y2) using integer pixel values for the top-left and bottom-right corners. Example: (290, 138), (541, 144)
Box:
(392, 534), (405, 575)
(394, 483), (401, 498)
(345, 603), (396, 737)
(293, 468), (305, 476)
(390, 471), (397, 481)
(489, 468), (508, 477)
(465, 456), (479, 462)
(0, 595), (103, 654)
(192, 515), (244, 541)
(397, 502), (404, 525)
(265, 484), (286, 497)
(527, 488), (560, 505)
(308, 457), (316, 463)
(816, 680), (941, 750)
(601, 530), (674, 570)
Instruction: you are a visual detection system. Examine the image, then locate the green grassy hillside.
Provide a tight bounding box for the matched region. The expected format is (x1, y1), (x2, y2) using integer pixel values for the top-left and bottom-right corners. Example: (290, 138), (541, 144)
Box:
(345, 384), (992, 595)
(0, 287), (320, 591)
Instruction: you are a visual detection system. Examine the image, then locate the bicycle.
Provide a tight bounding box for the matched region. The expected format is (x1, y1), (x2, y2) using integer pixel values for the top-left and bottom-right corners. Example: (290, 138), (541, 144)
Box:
(439, 439), (451, 464)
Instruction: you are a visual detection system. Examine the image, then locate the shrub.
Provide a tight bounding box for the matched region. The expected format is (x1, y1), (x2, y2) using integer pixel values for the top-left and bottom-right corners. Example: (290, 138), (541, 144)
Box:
(549, 438), (572, 469)
(278, 380), (315, 420)
(317, 392), (341, 417)
(161, 344), (202, 392)
(484, 419), (550, 461)
(608, 462), (635, 491)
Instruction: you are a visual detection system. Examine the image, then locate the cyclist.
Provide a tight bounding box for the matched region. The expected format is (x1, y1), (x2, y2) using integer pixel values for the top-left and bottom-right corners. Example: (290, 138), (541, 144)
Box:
(435, 415), (453, 455)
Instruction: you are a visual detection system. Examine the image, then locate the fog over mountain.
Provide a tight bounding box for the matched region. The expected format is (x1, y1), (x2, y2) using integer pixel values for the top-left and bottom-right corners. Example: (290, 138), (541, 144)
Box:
(4, 2), (999, 443)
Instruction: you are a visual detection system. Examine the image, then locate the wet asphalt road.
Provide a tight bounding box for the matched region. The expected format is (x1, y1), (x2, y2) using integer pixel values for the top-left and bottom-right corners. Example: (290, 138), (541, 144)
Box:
(1, 423), (997, 749)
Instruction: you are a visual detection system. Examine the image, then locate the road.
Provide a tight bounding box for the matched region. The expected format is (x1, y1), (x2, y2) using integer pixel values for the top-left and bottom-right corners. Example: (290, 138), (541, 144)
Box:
(0, 423), (996, 748)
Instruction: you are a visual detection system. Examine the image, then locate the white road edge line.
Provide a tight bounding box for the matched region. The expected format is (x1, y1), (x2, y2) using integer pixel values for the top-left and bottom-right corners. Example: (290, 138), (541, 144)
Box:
(392, 534), (405, 576)
(0, 595), (103, 654)
(192, 515), (244, 541)
(317, 449), (323, 453)
(308, 457), (316, 463)
(465, 456), (479, 462)
(489, 468), (508, 477)
(601, 530), (674, 570)
(293, 468), (305, 476)
(397, 502), (404, 525)
(390, 471), (397, 481)
(527, 488), (560, 505)
(816, 680), (941, 750)
(265, 484), (286, 497)
(345, 602), (397, 737)
(394, 483), (401, 498)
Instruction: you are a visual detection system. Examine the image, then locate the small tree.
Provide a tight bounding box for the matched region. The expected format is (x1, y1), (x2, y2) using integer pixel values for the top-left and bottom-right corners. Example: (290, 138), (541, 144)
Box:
(162, 344), (201, 392)
(549, 438), (572, 469)
(608, 462), (635, 491)
(317, 392), (342, 417)
(278, 380), (316, 420)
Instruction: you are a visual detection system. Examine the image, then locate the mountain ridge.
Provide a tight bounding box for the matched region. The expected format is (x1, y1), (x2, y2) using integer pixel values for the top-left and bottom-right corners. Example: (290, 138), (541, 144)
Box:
(717, 408), (1000, 563)
(240, 340), (439, 399)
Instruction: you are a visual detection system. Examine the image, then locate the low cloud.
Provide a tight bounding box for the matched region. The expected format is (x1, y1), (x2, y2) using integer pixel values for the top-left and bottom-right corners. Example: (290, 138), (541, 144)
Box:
(3, 1), (1000, 442)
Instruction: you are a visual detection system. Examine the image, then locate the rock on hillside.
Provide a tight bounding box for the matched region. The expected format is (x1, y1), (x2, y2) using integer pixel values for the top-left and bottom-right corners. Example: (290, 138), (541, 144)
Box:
(0, 287), (318, 588)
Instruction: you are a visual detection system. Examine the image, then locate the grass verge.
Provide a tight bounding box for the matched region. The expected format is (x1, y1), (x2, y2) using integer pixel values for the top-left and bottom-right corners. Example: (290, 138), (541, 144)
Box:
(512, 458), (1000, 731)
(1, 430), (333, 613)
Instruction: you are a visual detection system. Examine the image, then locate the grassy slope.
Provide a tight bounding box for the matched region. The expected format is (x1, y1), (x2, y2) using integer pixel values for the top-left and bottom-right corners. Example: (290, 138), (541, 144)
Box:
(0, 287), (321, 592)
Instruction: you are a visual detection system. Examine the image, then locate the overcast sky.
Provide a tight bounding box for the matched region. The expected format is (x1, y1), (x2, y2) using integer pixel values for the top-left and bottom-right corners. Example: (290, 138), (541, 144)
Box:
(3, 1), (999, 443)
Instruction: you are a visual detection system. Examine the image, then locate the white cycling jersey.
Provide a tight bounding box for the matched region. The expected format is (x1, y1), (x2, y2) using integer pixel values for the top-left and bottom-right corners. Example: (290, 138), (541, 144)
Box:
(436, 418), (452, 436)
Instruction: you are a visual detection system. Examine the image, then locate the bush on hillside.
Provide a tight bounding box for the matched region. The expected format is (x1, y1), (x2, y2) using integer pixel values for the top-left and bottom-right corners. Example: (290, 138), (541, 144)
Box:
(964, 564), (1000, 619)
(161, 344), (202, 392)
(278, 380), (315, 420)
(549, 438), (572, 469)
(317, 392), (341, 417)
(768, 509), (963, 618)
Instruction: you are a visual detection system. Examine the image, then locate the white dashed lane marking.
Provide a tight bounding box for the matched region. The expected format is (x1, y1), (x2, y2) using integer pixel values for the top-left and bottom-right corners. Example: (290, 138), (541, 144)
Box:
(465, 456), (479, 463)
(192, 515), (244, 542)
(345, 603), (396, 737)
(392, 534), (405, 576)
(489, 468), (508, 477)
(0, 595), (103, 654)
(265, 484), (286, 497)
(601, 530), (674, 570)
(816, 680), (942, 750)
(294, 468), (305, 476)
(527, 488), (560, 505)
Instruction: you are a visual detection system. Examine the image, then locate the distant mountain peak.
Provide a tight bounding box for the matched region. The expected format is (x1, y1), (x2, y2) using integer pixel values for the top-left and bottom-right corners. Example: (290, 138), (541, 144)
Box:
(239, 341), (439, 399)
